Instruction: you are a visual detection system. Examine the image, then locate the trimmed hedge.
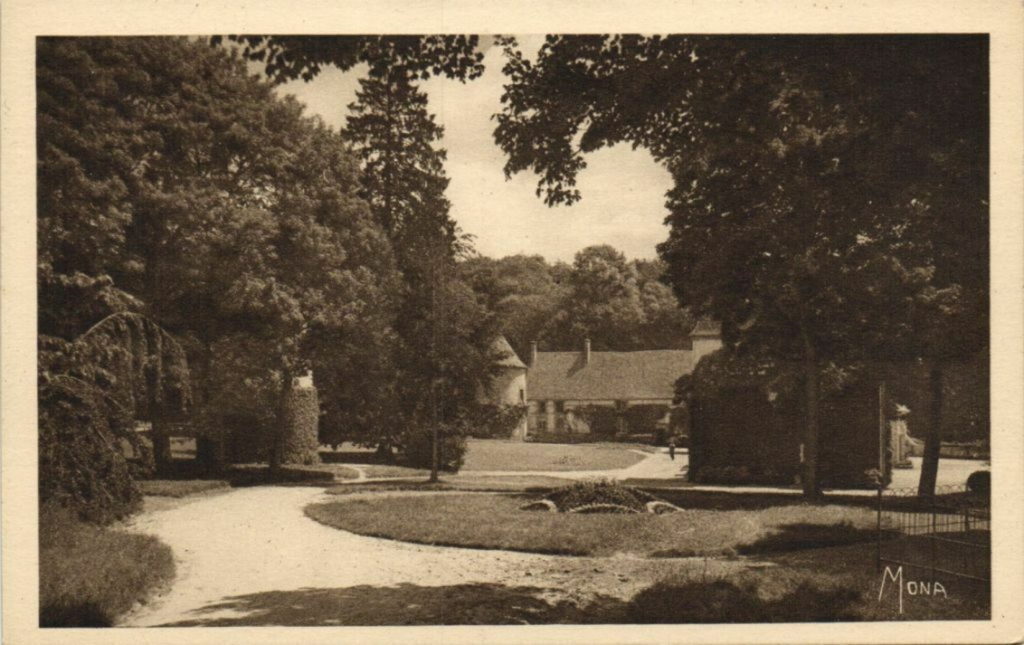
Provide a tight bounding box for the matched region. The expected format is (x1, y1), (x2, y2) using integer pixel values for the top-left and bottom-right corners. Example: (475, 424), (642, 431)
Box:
(275, 386), (321, 466)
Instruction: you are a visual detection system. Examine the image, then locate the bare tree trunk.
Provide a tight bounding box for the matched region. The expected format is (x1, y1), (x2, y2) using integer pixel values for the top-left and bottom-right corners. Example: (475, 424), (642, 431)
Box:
(151, 420), (172, 475)
(802, 334), (821, 498)
(917, 361), (944, 496)
(429, 252), (440, 483)
(270, 372), (291, 474)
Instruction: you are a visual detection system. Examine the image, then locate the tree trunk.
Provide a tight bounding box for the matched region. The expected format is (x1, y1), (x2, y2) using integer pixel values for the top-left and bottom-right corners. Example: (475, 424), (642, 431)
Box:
(151, 420), (172, 475)
(917, 361), (944, 496)
(801, 335), (821, 498)
(270, 372), (292, 474)
(428, 248), (440, 483)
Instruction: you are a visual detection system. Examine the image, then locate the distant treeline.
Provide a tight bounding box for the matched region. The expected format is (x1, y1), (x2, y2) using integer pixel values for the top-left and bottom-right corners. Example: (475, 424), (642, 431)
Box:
(459, 245), (695, 359)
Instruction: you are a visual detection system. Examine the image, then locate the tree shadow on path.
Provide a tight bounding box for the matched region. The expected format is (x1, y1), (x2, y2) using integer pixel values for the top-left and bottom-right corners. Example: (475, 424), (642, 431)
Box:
(158, 583), (627, 626)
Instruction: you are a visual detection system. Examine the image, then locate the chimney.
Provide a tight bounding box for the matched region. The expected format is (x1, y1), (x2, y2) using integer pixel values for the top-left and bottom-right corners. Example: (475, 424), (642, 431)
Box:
(583, 338), (591, 366)
(529, 341), (538, 367)
(689, 320), (722, 364)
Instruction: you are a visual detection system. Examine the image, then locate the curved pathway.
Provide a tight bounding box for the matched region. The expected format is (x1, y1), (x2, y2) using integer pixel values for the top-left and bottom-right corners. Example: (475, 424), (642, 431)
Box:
(119, 485), (742, 627)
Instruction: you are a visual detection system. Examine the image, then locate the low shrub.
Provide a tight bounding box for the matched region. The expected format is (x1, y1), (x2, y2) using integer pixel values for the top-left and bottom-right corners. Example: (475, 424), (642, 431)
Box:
(400, 427), (467, 472)
(545, 480), (658, 513)
(39, 504), (175, 626)
(966, 470), (990, 495)
(692, 465), (792, 486)
(525, 432), (597, 444)
(465, 404), (528, 439)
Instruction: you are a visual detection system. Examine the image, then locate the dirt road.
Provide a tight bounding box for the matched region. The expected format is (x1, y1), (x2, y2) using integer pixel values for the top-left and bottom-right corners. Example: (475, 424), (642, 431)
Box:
(120, 485), (742, 627)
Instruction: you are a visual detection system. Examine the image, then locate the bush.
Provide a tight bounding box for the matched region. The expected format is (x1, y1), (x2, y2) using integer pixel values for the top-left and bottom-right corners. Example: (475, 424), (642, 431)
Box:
(400, 426), (467, 472)
(966, 470), (990, 495)
(571, 405), (621, 436)
(465, 404), (527, 439)
(39, 384), (142, 524)
(274, 386), (320, 466)
(545, 480), (658, 513)
(622, 404), (670, 435)
(693, 465), (791, 486)
(39, 504), (175, 626)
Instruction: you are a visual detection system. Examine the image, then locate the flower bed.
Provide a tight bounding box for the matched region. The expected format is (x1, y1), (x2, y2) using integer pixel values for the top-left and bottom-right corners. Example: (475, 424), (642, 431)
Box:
(524, 480), (679, 514)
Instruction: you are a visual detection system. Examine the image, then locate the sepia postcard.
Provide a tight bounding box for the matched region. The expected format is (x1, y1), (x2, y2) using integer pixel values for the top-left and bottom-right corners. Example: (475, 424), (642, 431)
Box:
(2, 1), (1022, 643)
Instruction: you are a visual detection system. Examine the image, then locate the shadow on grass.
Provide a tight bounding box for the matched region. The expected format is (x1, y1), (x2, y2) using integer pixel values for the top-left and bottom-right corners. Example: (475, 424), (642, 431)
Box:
(626, 579), (861, 623)
(157, 577), (868, 626)
(737, 523), (899, 555)
(159, 583), (624, 626)
(41, 602), (113, 628)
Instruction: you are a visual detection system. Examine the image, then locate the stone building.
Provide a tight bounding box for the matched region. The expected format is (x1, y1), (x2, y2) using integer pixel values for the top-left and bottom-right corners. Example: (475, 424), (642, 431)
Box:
(525, 323), (722, 437)
(483, 335), (529, 439)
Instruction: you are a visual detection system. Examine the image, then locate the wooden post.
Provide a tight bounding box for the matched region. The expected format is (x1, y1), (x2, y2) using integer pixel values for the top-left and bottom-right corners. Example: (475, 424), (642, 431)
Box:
(876, 485), (883, 572)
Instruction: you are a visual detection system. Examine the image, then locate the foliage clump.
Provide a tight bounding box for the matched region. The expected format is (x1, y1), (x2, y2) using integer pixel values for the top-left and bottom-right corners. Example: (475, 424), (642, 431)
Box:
(540, 480), (662, 514)
(966, 470), (990, 495)
(400, 425), (468, 472)
(39, 312), (191, 523)
(464, 404), (528, 439)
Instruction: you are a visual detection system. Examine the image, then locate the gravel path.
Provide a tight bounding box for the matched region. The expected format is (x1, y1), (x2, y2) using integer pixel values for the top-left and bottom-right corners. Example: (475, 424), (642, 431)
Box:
(119, 485), (743, 627)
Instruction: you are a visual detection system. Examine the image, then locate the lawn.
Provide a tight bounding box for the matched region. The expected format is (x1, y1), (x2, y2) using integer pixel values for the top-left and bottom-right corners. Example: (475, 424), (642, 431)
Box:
(616, 538), (988, 622)
(461, 439), (647, 472)
(40, 506), (175, 626)
(305, 492), (878, 557)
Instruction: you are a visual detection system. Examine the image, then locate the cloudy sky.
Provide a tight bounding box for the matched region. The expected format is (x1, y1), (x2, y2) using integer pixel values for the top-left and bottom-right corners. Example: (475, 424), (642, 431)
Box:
(271, 36), (673, 263)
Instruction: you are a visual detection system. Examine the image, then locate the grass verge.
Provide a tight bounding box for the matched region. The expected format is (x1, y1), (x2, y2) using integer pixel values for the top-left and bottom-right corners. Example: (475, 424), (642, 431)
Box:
(40, 506), (175, 626)
(305, 492), (878, 557)
(139, 479), (231, 497)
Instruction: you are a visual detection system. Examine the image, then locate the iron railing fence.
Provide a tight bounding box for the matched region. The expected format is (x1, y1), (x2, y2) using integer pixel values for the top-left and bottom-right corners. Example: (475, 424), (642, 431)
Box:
(876, 484), (990, 585)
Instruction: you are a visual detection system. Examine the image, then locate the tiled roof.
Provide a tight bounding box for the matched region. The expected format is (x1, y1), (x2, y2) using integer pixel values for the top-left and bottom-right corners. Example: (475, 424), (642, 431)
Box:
(491, 336), (527, 369)
(528, 349), (696, 401)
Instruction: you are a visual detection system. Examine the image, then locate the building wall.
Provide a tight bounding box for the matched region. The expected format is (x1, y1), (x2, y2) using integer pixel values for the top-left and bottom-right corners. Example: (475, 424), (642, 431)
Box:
(485, 367), (527, 439)
(526, 398), (673, 435)
(489, 368), (526, 406)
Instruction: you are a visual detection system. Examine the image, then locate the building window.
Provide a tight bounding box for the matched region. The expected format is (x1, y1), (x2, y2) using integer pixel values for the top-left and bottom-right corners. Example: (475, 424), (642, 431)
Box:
(519, 388), (525, 403)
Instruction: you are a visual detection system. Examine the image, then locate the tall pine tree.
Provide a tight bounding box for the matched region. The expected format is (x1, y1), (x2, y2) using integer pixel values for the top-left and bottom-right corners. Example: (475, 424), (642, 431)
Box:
(344, 70), (497, 475)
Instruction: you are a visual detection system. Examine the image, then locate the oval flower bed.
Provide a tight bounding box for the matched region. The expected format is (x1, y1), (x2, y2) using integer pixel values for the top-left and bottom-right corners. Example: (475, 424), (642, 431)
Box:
(520, 480), (682, 514)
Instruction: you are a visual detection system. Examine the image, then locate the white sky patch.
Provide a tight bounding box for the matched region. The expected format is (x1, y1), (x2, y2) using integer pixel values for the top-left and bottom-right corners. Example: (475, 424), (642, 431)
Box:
(273, 36), (673, 262)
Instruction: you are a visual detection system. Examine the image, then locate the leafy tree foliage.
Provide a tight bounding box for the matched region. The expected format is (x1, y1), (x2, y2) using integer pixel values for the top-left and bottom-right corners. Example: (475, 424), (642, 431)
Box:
(494, 35), (987, 496)
(38, 38), (404, 484)
(339, 66), (499, 470)
(39, 313), (191, 523)
(458, 247), (694, 357)
(218, 35), (484, 83)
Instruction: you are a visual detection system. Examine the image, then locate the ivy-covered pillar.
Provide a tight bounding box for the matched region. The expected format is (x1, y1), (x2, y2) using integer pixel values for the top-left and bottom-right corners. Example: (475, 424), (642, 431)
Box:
(273, 372), (321, 466)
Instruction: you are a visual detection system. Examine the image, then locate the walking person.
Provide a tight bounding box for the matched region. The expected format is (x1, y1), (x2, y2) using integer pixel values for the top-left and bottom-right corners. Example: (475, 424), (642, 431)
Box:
(668, 437), (676, 461)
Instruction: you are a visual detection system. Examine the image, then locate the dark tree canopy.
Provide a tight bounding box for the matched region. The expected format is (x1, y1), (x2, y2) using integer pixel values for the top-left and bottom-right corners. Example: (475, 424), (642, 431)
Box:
(217, 35), (485, 83)
(494, 35), (988, 495)
(458, 246), (694, 357)
(38, 37), (406, 485)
